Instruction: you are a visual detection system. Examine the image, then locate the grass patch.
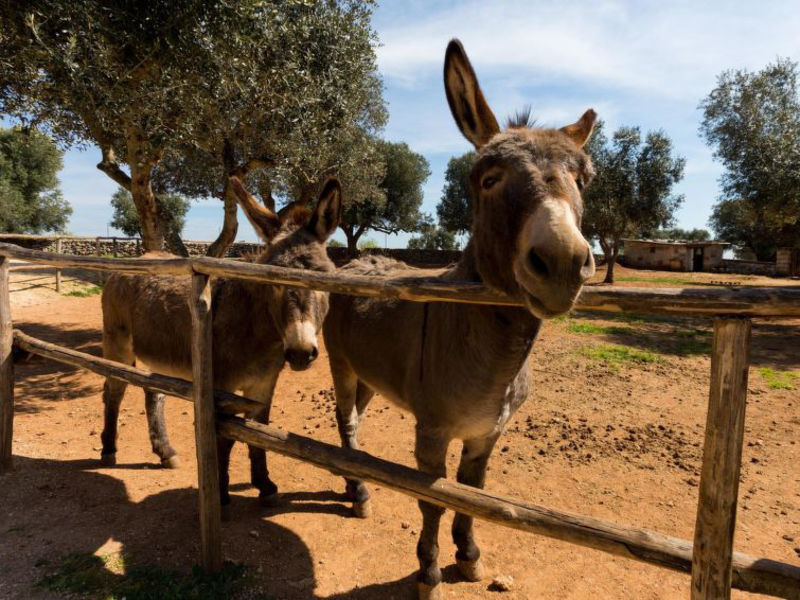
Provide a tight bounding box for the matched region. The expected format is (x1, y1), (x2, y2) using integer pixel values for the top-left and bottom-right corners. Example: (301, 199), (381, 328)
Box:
(566, 322), (635, 336)
(615, 275), (727, 287)
(64, 285), (103, 298)
(37, 552), (264, 600)
(759, 367), (799, 390)
(578, 343), (662, 367)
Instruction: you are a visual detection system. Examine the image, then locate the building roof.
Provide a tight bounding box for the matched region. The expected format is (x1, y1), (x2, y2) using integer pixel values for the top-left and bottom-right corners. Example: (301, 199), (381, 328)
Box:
(622, 238), (728, 247)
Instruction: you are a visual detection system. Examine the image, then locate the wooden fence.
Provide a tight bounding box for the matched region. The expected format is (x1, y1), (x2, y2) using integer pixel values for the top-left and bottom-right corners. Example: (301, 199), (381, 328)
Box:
(0, 240), (798, 600)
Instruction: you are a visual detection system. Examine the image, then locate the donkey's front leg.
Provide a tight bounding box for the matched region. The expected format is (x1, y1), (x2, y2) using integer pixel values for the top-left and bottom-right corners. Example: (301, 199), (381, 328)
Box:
(333, 369), (374, 517)
(243, 376), (280, 506)
(144, 390), (179, 468)
(451, 434), (499, 582)
(414, 427), (450, 600)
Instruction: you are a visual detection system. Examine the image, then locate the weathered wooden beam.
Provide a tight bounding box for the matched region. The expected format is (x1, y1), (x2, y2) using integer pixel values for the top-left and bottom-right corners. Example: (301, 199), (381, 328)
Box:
(0, 242), (799, 317)
(12, 329), (260, 414)
(0, 257), (14, 472)
(189, 272), (222, 573)
(218, 416), (800, 599)
(193, 256), (800, 317)
(692, 318), (752, 600)
(0, 242), (191, 275)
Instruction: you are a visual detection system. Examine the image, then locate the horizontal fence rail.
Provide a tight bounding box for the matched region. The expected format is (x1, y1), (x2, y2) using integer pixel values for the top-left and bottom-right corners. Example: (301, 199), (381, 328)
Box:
(1, 242), (799, 317)
(10, 327), (800, 599)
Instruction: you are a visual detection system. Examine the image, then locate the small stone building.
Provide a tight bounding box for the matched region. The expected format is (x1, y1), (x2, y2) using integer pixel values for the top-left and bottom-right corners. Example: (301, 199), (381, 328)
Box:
(622, 239), (728, 272)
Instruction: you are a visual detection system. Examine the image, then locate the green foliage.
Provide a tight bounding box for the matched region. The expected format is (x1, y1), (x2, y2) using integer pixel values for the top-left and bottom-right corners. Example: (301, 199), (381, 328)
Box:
(759, 367), (799, 390)
(583, 120), (685, 283)
(0, 2), (386, 253)
(436, 151), (476, 234)
(357, 238), (380, 250)
(340, 140), (430, 252)
(37, 552), (260, 600)
(407, 215), (460, 250)
(649, 227), (711, 241)
(0, 127), (71, 233)
(327, 239), (345, 248)
(110, 188), (189, 239)
(700, 59), (800, 260)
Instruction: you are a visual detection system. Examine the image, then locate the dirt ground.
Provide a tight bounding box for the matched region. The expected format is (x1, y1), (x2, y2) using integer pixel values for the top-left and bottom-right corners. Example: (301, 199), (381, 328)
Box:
(0, 263), (798, 599)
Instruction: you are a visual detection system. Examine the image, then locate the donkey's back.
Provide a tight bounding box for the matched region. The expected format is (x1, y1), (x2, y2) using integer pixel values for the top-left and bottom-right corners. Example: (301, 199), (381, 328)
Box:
(102, 273), (194, 379)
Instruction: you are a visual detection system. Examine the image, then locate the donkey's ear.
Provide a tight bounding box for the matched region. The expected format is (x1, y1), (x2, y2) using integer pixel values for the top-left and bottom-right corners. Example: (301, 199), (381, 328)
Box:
(307, 177), (342, 242)
(444, 39), (500, 149)
(560, 109), (597, 148)
(228, 176), (280, 242)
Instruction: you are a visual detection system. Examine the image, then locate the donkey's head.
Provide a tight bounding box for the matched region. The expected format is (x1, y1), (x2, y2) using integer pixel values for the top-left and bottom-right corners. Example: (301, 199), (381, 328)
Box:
(444, 40), (596, 318)
(229, 176), (341, 370)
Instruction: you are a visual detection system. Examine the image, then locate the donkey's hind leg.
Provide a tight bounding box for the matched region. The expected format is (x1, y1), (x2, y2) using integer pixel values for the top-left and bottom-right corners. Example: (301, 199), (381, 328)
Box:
(451, 434), (499, 582)
(100, 327), (134, 467)
(144, 390), (179, 468)
(331, 359), (373, 517)
(100, 378), (127, 466)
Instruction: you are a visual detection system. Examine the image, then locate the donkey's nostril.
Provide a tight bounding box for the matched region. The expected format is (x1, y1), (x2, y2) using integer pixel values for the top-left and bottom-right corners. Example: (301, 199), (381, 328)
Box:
(583, 249), (592, 268)
(284, 347), (317, 370)
(527, 248), (549, 277)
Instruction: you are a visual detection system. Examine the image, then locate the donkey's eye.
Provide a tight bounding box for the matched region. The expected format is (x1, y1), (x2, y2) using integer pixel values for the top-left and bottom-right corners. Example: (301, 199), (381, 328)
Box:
(481, 174), (500, 190)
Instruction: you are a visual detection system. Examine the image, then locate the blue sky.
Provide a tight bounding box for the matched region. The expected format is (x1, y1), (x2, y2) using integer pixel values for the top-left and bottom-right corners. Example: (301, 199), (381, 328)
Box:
(33, 0), (800, 246)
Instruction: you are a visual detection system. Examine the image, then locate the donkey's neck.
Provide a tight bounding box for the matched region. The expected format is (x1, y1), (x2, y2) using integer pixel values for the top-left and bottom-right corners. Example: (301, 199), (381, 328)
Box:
(427, 239), (541, 386)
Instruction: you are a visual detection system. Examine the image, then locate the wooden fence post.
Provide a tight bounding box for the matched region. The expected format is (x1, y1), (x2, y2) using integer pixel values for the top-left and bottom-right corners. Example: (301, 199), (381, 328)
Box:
(0, 257), (14, 472)
(691, 317), (751, 600)
(189, 271), (222, 572)
(55, 238), (62, 293)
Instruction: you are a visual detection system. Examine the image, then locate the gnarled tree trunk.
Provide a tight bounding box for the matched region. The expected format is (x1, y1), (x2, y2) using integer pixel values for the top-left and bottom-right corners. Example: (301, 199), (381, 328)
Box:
(206, 181), (239, 258)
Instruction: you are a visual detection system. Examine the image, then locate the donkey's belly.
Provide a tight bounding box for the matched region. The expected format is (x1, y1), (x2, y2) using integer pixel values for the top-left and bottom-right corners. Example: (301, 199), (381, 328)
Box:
(135, 357), (192, 382)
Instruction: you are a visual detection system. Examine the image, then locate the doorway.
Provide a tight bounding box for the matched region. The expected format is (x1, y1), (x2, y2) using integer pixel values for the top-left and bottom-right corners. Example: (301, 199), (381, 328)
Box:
(693, 247), (704, 271)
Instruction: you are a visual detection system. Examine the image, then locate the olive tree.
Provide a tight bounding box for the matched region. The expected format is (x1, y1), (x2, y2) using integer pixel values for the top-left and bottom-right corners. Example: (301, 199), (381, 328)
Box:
(582, 121), (686, 283)
(0, 1), (385, 256)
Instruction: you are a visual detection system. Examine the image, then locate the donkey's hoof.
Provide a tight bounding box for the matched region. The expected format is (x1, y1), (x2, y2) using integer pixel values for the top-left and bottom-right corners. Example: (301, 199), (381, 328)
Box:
(259, 492), (281, 508)
(220, 503), (232, 522)
(456, 558), (485, 582)
(417, 582), (444, 600)
(100, 453), (116, 467)
(161, 455), (181, 469)
(352, 499), (372, 519)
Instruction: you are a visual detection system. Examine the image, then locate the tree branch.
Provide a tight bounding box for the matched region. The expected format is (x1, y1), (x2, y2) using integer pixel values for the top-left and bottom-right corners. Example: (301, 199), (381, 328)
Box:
(97, 146), (132, 191)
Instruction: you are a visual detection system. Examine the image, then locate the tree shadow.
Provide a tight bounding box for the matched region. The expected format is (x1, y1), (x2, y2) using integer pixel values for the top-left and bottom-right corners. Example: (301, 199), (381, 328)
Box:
(11, 322), (103, 415)
(568, 311), (800, 369)
(0, 456), (428, 600)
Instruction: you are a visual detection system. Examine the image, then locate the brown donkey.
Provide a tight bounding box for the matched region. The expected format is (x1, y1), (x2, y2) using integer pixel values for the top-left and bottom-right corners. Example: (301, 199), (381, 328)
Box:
(323, 40), (596, 599)
(100, 177), (341, 512)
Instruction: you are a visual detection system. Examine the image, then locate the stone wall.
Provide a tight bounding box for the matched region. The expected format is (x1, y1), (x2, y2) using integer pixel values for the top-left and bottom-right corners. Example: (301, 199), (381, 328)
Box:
(714, 259), (776, 276)
(0, 234), (461, 267)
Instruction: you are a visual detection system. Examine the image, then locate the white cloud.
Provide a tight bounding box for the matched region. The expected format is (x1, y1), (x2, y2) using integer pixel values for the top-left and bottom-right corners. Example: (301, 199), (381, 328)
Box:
(377, 0), (800, 100)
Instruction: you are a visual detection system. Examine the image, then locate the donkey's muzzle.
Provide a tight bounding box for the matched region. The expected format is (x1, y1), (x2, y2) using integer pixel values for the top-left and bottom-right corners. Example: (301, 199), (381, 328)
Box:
(284, 346), (319, 371)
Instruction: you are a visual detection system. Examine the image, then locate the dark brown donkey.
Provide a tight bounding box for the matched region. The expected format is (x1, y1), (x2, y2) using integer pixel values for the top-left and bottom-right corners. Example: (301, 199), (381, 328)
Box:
(100, 177), (341, 511)
(323, 40), (596, 600)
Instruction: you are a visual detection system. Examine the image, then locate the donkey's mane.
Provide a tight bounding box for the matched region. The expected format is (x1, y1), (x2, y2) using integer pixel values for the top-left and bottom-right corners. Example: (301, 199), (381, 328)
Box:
(506, 105), (536, 129)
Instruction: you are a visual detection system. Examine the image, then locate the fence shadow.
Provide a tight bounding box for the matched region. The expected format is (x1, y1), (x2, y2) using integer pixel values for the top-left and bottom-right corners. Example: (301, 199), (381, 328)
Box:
(0, 456), (425, 600)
